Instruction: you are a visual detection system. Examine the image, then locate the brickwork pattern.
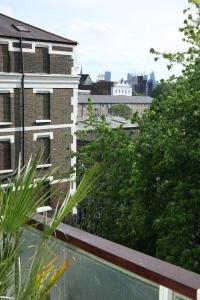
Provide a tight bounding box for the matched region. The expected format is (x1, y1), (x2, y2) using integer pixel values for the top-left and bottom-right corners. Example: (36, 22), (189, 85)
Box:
(0, 127), (72, 176)
(50, 54), (73, 74)
(23, 88), (73, 126)
(52, 46), (73, 52)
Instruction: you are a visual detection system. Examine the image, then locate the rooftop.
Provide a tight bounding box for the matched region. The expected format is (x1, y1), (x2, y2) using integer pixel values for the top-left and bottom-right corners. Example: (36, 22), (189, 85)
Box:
(0, 13), (77, 45)
(78, 94), (153, 104)
(77, 116), (138, 131)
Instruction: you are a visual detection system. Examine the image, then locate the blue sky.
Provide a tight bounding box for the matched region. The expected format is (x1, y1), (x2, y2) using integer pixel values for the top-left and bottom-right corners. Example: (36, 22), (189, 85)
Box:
(0, 0), (189, 81)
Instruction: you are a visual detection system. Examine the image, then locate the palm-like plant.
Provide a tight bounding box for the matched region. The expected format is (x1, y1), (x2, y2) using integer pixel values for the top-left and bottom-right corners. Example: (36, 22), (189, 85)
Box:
(0, 157), (100, 299)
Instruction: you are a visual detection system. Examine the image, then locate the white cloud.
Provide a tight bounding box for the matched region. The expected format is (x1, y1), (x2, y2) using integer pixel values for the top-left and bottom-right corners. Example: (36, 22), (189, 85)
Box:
(2, 0), (188, 80)
(50, 16), (186, 80)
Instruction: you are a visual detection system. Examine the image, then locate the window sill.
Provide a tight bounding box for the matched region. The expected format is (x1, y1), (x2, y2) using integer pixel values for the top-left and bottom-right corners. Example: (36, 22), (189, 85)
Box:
(0, 169), (13, 174)
(37, 164), (52, 169)
(36, 206), (52, 213)
(35, 120), (51, 124)
(0, 122), (12, 126)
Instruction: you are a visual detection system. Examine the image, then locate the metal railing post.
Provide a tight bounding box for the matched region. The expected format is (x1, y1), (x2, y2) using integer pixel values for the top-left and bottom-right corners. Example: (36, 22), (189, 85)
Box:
(159, 285), (173, 300)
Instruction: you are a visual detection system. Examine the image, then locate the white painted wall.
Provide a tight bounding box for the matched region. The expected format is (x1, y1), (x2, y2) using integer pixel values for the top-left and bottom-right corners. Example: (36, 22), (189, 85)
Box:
(111, 80), (132, 96)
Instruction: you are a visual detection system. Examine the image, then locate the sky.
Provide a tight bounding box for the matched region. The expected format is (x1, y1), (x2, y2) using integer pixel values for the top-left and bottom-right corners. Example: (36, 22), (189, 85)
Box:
(0, 0), (189, 81)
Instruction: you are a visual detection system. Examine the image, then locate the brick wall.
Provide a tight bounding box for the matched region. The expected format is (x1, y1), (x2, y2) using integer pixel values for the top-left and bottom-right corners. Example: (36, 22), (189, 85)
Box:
(24, 128), (72, 179)
(51, 89), (73, 124)
(50, 54), (73, 74)
(23, 88), (73, 126)
(0, 127), (72, 173)
(24, 47), (50, 73)
(0, 43), (74, 74)
(50, 181), (70, 209)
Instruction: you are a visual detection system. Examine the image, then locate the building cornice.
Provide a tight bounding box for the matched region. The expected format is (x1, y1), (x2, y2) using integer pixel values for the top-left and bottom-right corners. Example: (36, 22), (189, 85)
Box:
(0, 73), (80, 89)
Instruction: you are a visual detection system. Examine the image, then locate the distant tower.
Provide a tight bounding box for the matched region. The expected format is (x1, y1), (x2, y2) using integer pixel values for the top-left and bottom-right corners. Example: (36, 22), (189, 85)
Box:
(80, 65), (83, 75)
(150, 71), (156, 85)
(104, 71), (111, 81)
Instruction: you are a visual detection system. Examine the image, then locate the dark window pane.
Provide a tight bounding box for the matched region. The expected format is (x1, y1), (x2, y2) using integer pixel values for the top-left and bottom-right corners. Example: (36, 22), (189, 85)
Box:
(36, 93), (50, 120)
(37, 137), (50, 164)
(0, 141), (11, 170)
(0, 93), (11, 122)
(35, 47), (50, 73)
(42, 94), (50, 120)
(0, 44), (10, 72)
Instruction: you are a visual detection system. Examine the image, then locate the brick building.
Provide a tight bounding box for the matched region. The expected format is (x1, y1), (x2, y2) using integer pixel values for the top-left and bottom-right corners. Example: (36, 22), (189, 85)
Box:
(0, 13), (79, 207)
(78, 95), (153, 118)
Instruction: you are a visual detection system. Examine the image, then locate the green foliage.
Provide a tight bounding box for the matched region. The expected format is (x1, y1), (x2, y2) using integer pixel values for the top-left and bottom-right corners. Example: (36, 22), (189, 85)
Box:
(110, 103), (132, 119)
(76, 107), (135, 245)
(132, 0), (200, 272)
(151, 81), (175, 100)
(0, 157), (100, 298)
(75, 1), (200, 273)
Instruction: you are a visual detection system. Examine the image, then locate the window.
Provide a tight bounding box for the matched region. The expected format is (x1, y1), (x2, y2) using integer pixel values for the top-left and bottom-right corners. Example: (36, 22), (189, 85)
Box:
(0, 44), (9, 72)
(43, 181), (51, 206)
(37, 137), (51, 165)
(0, 141), (11, 171)
(39, 180), (51, 206)
(12, 24), (29, 32)
(35, 47), (50, 73)
(0, 93), (11, 123)
(36, 93), (50, 121)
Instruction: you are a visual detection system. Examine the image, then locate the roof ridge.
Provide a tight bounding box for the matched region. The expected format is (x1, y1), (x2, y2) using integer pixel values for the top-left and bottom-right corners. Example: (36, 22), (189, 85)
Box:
(0, 12), (77, 45)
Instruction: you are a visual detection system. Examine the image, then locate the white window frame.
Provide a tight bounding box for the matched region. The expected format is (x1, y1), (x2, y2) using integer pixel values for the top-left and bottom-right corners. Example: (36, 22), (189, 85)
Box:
(33, 132), (53, 141)
(33, 90), (52, 123)
(34, 132), (53, 169)
(33, 88), (53, 94)
(0, 90), (13, 126)
(0, 135), (14, 174)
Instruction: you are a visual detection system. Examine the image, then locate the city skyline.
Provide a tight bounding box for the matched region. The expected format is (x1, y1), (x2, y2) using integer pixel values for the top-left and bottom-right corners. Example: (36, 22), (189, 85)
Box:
(0, 0), (188, 80)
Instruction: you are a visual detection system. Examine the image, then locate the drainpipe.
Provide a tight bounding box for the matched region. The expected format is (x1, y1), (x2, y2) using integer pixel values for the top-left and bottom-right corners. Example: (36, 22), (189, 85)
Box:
(19, 37), (25, 167)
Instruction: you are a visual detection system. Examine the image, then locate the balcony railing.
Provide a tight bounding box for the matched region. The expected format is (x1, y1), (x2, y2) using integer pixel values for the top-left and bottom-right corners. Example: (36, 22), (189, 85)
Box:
(23, 214), (200, 300)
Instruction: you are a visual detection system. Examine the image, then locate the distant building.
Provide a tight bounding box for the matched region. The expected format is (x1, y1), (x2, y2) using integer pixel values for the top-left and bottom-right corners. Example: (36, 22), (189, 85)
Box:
(96, 74), (105, 81)
(127, 72), (157, 96)
(150, 71), (156, 85)
(136, 76), (146, 94)
(111, 79), (132, 96)
(147, 80), (153, 97)
(77, 116), (138, 148)
(79, 75), (113, 96)
(79, 74), (93, 87)
(91, 81), (113, 95)
(78, 95), (153, 118)
(104, 71), (111, 81)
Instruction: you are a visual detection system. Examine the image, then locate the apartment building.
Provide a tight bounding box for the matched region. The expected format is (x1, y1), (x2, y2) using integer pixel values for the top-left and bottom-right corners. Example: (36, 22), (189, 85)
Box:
(0, 13), (79, 207)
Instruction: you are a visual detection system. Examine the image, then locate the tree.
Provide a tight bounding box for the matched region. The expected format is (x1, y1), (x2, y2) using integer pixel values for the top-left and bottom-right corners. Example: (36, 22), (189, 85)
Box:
(151, 81), (175, 100)
(76, 102), (135, 246)
(110, 103), (132, 119)
(130, 0), (200, 272)
(75, 0), (200, 273)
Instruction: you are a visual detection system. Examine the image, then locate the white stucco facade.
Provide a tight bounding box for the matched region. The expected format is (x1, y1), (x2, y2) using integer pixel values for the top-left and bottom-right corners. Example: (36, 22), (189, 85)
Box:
(111, 79), (132, 96)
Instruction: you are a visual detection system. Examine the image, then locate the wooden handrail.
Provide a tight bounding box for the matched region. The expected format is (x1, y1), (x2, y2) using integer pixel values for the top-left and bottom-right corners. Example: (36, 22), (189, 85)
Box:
(30, 214), (200, 300)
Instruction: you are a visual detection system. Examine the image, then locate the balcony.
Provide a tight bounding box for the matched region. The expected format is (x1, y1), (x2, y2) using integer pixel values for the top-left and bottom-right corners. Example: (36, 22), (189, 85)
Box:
(23, 214), (200, 300)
